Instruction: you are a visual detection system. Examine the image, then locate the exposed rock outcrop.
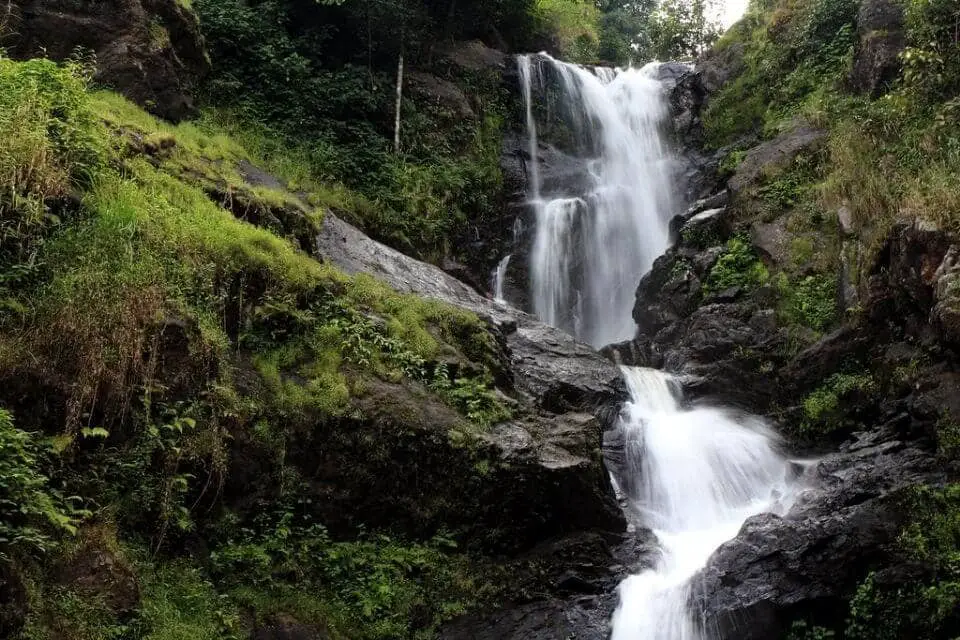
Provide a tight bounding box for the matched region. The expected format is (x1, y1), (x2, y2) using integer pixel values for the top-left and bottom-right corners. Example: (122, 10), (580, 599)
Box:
(849, 0), (907, 96)
(313, 210), (635, 637)
(3, 0), (209, 121)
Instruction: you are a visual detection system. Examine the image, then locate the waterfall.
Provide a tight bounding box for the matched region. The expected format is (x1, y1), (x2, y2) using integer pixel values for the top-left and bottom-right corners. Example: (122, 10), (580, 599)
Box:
(517, 54), (676, 348)
(610, 367), (802, 639)
(492, 254), (512, 303)
(516, 54), (803, 638)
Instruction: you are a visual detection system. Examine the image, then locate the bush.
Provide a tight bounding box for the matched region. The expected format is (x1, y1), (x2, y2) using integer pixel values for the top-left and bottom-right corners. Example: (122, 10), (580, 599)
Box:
(801, 372), (873, 435)
(845, 484), (960, 640)
(210, 507), (493, 639)
(778, 273), (838, 332)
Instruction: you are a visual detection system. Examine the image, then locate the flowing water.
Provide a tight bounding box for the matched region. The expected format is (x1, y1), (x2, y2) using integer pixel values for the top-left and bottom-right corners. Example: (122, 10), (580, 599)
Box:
(516, 54), (803, 639)
(492, 254), (511, 303)
(517, 54), (676, 348)
(610, 368), (801, 639)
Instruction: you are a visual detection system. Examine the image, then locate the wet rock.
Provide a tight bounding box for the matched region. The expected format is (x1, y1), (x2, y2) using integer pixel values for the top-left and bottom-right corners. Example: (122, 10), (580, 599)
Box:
(849, 0), (906, 96)
(316, 212), (625, 414)
(407, 71), (476, 120)
(692, 427), (944, 639)
(4, 0), (209, 121)
(696, 42), (746, 94)
(312, 210), (628, 631)
(439, 39), (507, 72)
(252, 616), (331, 640)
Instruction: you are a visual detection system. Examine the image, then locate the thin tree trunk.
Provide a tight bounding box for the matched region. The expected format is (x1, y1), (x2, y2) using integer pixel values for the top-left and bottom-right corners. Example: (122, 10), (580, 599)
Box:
(394, 42), (404, 154)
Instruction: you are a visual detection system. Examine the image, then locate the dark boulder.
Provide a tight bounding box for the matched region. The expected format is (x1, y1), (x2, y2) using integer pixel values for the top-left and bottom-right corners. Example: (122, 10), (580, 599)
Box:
(692, 427), (944, 639)
(4, 0), (209, 121)
(849, 0), (907, 96)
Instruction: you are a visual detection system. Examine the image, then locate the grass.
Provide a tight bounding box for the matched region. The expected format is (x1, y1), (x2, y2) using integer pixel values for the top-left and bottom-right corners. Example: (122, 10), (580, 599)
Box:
(0, 54), (515, 640)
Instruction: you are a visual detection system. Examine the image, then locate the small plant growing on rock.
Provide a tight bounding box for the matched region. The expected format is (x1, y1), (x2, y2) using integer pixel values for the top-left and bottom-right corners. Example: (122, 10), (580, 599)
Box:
(801, 373), (874, 436)
(703, 235), (770, 295)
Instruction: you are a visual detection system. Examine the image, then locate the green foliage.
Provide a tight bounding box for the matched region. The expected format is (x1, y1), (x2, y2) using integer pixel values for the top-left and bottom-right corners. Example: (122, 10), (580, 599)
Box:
(703, 235), (769, 295)
(193, 0), (512, 262)
(534, 0), (601, 62)
(0, 57), (106, 309)
(210, 507), (492, 639)
(936, 413), (960, 459)
(777, 273), (838, 332)
(598, 1), (657, 64)
(845, 484), (960, 640)
(800, 373), (874, 435)
(647, 0), (722, 60)
(0, 408), (77, 559)
(702, 0), (858, 148)
(134, 561), (243, 640)
(787, 621), (836, 640)
(901, 0), (960, 101)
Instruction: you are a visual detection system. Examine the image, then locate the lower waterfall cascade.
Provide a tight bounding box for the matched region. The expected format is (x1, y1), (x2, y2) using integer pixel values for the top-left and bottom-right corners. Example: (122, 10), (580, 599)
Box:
(610, 368), (803, 639)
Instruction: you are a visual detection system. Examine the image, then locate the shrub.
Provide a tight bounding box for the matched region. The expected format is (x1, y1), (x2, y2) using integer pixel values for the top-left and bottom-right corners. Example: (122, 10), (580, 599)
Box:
(778, 273), (838, 332)
(0, 408), (76, 558)
(703, 235), (770, 295)
(845, 484), (960, 640)
(801, 372), (873, 434)
(0, 57), (106, 298)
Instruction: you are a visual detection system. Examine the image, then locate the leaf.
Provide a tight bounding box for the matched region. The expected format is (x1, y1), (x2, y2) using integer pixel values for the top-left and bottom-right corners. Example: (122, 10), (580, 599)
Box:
(80, 426), (110, 439)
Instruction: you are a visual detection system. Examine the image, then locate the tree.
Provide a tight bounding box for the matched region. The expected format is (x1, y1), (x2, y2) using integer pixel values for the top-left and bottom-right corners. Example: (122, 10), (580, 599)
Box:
(597, 0), (658, 64)
(647, 0), (721, 60)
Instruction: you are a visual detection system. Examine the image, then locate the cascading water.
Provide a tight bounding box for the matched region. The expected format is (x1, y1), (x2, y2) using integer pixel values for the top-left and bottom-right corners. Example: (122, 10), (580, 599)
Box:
(610, 367), (802, 639)
(518, 54), (676, 348)
(517, 53), (803, 639)
(492, 254), (511, 303)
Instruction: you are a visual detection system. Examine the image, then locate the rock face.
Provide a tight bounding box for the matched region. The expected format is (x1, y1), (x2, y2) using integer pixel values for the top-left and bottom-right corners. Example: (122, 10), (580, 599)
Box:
(316, 211), (631, 636)
(4, 0), (209, 121)
(620, 215), (960, 636)
(693, 427), (944, 639)
(728, 123), (827, 195)
(317, 212), (626, 415)
(849, 0), (906, 96)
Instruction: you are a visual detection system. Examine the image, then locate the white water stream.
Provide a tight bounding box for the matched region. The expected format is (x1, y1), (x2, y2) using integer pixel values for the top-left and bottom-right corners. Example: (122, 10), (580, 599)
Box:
(611, 368), (801, 639)
(515, 55), (805, 639)
(517, 54), (675, 348)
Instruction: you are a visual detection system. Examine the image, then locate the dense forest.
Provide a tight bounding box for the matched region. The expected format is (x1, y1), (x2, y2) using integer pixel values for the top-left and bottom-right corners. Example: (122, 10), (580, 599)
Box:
(0, 0), (958, 638)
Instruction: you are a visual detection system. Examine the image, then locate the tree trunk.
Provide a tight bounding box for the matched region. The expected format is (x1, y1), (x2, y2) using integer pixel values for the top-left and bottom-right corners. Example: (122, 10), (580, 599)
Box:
(394, 44), (404, 154)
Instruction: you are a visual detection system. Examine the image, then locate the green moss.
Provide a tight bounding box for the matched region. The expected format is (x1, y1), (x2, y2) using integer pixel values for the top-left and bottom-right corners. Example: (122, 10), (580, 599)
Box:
(0, 54), (513, 640)
(703, 235), (770, 295)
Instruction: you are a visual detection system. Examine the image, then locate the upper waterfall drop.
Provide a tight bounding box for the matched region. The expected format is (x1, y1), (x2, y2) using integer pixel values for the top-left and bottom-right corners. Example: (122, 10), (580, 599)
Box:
(518, 54), (677, 348)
